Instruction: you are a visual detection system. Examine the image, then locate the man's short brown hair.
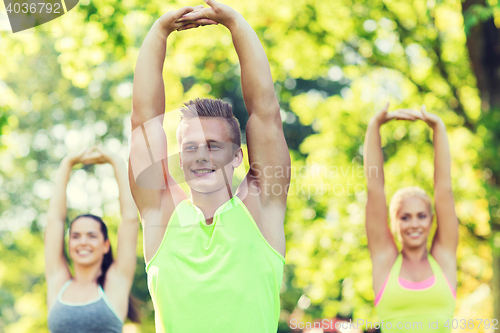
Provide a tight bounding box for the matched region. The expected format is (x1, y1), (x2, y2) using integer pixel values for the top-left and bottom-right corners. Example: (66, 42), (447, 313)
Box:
(179, 98), (241, 148)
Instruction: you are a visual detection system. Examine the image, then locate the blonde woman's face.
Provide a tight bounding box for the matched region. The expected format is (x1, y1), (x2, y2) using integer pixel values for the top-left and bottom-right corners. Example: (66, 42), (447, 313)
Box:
(396, 196), (432, 249)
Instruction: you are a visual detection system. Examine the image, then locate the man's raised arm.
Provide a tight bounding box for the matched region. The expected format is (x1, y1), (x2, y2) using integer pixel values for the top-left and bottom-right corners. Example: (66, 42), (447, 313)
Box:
(229, 6), (291, 203)
(223, 8), (279, 117)
(129, 8), (202, 215)
(178, 1), (277, 114)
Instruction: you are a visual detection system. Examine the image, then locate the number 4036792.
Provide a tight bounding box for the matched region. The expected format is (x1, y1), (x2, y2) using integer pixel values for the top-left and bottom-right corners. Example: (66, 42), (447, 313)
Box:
(444, 319), (498, 330)
(5, 2), (62, 14)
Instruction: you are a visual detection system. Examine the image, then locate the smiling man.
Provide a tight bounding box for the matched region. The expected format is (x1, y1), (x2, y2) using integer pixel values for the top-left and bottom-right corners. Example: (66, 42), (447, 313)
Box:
(128, 1), (291, 332)
(176, 98), (241, 203)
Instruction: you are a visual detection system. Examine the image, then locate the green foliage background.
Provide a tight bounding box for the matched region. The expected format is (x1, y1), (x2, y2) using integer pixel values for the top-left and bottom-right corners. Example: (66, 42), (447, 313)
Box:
(0, 0), (498, 332)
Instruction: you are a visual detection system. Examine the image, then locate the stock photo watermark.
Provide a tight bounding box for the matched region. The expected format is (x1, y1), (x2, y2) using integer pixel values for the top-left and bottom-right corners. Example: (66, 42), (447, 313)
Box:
(290, 318), (499, 331)
(3, 0), (79, 32)
(129, 113), (374, 200)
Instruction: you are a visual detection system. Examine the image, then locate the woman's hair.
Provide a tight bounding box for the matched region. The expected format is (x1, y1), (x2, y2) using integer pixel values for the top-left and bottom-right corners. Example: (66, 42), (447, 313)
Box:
(388, 186), (433, 239)
(70, 214), (141, 323)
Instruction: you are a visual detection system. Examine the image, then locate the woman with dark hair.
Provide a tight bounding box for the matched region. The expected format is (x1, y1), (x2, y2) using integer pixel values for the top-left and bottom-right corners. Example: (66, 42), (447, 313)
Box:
(364, 104), (458, 332)
(45, 146), (140, 332)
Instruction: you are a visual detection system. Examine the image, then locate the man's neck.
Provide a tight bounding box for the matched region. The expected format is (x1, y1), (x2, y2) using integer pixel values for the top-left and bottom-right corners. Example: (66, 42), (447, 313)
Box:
(190, 186), (234, 225)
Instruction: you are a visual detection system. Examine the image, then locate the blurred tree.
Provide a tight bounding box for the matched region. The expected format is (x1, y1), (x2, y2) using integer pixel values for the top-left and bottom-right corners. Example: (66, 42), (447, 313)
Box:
(462, 0), (500, 321)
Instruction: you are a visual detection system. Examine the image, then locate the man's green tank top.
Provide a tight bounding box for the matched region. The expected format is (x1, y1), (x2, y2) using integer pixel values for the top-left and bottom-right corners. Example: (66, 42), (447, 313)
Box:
(146, 195), (285, 333)
(376, 253), (455, 332)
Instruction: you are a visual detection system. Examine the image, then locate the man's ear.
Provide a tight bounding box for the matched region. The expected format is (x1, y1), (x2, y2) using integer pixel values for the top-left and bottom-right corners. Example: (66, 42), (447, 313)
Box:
(232, 147), (243, 168)
(179, 153), (183, 169)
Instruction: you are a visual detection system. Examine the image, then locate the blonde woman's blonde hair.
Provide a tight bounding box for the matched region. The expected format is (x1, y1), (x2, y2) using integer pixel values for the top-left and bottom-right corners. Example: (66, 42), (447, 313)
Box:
(389, 186), (433, 240)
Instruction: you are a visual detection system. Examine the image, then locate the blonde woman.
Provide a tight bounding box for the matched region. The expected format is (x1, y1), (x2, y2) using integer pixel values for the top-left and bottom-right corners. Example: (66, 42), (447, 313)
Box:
(364, 104), (458, 332)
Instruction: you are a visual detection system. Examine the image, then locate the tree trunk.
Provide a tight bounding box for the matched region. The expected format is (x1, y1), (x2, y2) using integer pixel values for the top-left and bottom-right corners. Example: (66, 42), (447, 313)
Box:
(463, 0), (500, 321)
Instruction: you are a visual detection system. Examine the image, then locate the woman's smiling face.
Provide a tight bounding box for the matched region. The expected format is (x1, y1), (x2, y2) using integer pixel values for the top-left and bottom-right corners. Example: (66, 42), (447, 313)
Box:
(68, 216), (110, 266)
(396, 196), (433, 249)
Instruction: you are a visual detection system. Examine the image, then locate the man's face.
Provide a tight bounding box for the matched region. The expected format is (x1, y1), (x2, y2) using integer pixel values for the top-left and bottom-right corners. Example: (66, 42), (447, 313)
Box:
(178, 117), (242, 194)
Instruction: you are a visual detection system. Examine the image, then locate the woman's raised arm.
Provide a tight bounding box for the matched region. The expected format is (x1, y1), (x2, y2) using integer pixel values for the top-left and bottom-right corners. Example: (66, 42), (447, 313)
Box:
(417, 107), (459, 255)
(364, 104), (416, 259)
(101, 146), (139, 284)
(45, 148), (100, 308)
